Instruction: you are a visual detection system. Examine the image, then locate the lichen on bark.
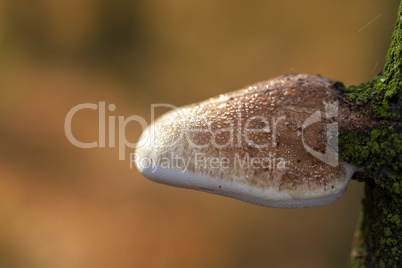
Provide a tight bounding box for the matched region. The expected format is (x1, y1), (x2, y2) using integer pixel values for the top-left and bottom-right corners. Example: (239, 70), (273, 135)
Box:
(337, 2), (402, 267)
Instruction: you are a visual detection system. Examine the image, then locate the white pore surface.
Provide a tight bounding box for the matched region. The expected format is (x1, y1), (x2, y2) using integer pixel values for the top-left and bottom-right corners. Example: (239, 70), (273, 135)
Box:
(136, 157), (357, 208)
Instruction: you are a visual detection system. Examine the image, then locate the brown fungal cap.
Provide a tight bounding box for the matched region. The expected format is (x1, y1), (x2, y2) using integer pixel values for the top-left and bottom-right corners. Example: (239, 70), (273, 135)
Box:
(135, 74), (357, 208)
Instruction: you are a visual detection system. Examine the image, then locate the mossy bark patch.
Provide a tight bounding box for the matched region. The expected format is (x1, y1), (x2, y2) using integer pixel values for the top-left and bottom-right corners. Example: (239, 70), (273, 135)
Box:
(342, 6), (402, 120)
(340, 123), (402, 267)
(338, 1), (402, 265)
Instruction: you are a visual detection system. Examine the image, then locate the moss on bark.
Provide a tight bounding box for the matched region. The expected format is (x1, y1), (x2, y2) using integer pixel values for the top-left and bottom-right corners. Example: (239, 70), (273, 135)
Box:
(340, 125), (402, 267)
(342, 2), (402, 120)
(337, 2), (402, 267)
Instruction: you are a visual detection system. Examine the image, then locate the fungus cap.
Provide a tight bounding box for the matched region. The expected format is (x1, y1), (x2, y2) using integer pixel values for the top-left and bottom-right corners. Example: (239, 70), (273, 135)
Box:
(135, 74), (357, 208)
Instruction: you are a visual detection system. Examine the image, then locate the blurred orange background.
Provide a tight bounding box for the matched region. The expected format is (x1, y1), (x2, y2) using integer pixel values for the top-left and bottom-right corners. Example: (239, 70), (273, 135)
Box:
(0, 1), (400, 267)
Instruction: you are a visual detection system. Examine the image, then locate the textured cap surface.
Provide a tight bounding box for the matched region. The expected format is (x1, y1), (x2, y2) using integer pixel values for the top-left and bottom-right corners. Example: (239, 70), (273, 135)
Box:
(135, 74), (357, 208)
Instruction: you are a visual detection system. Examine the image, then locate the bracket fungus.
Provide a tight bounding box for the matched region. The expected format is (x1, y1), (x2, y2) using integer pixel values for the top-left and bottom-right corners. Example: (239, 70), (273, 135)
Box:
(135, 74), (367, 208)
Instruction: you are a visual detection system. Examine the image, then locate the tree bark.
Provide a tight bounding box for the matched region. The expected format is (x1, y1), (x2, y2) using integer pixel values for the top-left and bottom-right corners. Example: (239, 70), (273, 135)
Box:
(338, 2), (402, 267)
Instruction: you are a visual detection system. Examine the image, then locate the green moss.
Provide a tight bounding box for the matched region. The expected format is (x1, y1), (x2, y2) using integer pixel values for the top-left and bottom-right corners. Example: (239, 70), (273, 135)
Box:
(334, 3), (402, 267)
(342, 7), (402, 119)
(339, 124), (402, 193)
(340, 123), (402, 267)
(359, 182), (402, 268)
(342, 74), (402, 119)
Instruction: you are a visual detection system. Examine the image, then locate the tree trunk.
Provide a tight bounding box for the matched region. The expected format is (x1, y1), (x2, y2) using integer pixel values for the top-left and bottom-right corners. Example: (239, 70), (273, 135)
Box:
(338, 2), (402, 267)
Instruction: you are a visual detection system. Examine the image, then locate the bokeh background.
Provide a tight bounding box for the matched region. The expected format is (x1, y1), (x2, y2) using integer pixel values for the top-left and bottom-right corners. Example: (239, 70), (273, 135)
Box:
(0, 0), (400, 267)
